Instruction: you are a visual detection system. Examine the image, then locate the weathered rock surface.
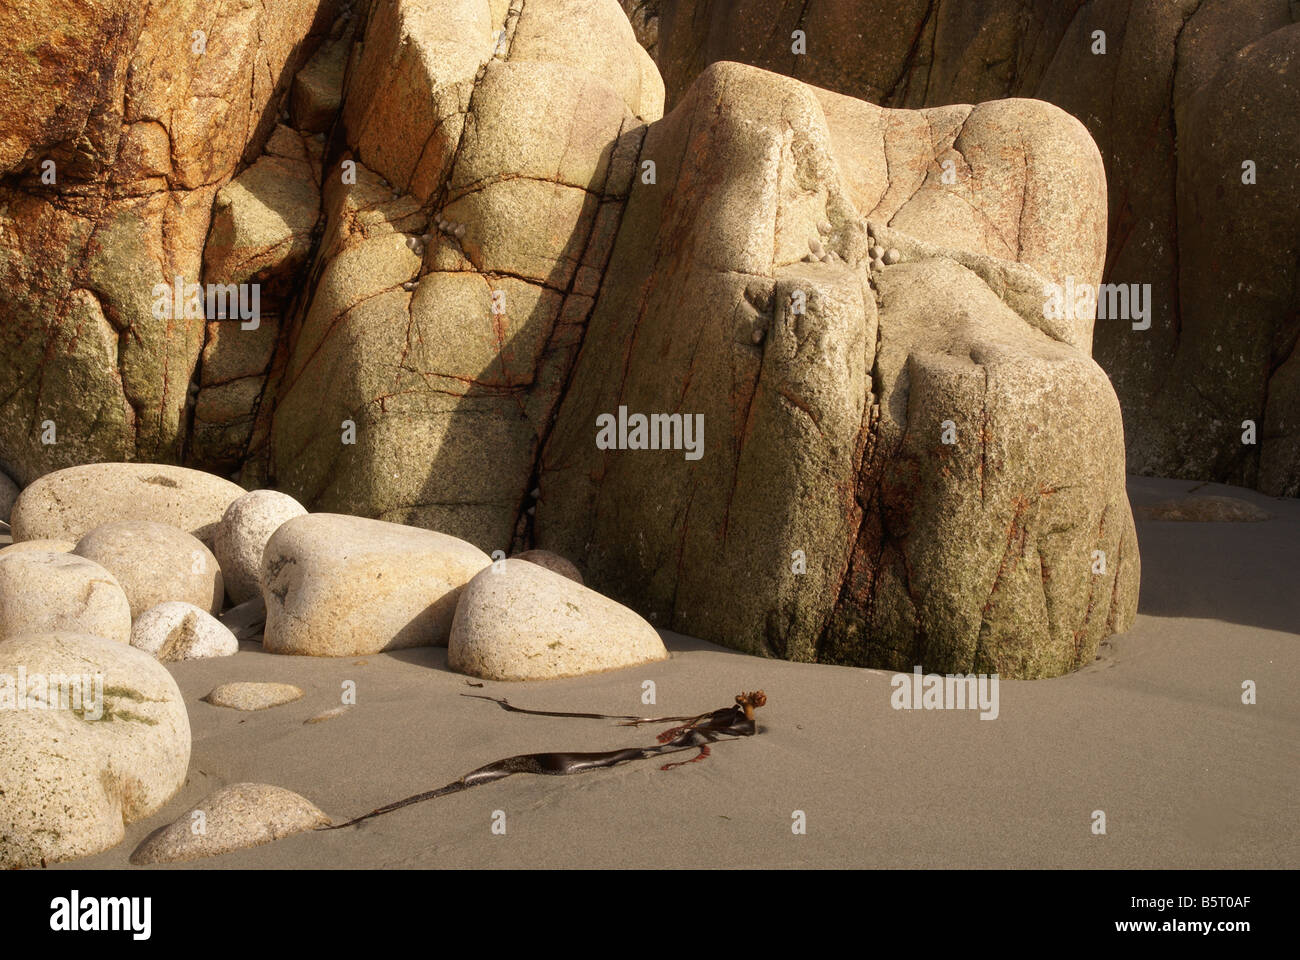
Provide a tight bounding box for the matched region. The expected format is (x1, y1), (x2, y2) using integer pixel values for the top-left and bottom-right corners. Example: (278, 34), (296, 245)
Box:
(0, 470), (16, 522)
(0, 0), (1152, 679)
(650, 0), (1300, 496)
(0, 552), (132, 644)
(74, 521), (224, 619)
(202, 682), (304, 711)
(0, 0), (345, 484)
(511, 549), (583, 584)
(449, 558), (668, 680)
(267, 0), (663, 549)
(130, 783), (329, 864)
(0, 538), (75, 557)
(261, 513), (491, 656)
(9, 463), (247, 547)
(213, 489), (308, 604)
(536, 62), (1137, 677)
(131, 602), (239, 661)
(0, 632), (190, 869)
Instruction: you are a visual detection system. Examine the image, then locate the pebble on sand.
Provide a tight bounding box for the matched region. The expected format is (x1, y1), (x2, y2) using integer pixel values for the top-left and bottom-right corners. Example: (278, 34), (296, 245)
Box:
(202, 682), (304, 711)
(129, 783), (330, 864)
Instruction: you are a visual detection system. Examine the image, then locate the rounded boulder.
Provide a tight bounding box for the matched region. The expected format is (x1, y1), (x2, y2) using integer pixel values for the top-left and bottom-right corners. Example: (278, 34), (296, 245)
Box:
(0, 551), (131, 644)
(0, 632), (191, 868)
(75, 521), (223, 620)
(449, 559), (668, 681)
(10, 463), (247, 548)
(213, 489), (307, 605)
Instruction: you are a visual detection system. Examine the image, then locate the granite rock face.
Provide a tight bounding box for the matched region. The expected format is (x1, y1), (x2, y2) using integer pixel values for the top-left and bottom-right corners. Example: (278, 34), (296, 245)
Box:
(650, 0), (1300, 496)
(536, 63), (1137, 677)
(0, 0), (345, 485)
(267, 0), (663, 550)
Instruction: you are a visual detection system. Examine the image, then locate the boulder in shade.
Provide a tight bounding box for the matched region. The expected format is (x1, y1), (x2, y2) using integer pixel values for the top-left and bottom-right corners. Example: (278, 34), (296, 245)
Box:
(0, 471), (16, 523)
(511, 549), (583, 585)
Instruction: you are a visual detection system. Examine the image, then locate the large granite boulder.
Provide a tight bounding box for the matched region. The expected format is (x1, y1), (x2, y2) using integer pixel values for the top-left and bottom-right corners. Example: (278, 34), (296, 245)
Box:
(535, 62), (1138, 677)
(261, 513), (492, 656)
(10, 463), (247, 547)
(74, 520), (224, 619)
(449, 558), (668, 680)
(0, 551), (133, 645)
(650, 0), (1300, 496)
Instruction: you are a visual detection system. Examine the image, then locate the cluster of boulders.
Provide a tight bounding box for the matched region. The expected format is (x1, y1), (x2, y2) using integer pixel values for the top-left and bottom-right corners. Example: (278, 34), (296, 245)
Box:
(0, 0), (1150, 679)
(0, 460), (666, 868)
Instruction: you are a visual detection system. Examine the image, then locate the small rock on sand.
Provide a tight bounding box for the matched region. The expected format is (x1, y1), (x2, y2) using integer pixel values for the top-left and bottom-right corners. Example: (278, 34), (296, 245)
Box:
(131, 602), (239, 661)
(130, 783), (330, 864)
(203, 682), (303, 711)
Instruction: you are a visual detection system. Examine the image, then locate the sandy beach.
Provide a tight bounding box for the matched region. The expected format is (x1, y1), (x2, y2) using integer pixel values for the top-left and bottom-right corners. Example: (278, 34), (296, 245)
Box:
(38, 476), (1293, 870)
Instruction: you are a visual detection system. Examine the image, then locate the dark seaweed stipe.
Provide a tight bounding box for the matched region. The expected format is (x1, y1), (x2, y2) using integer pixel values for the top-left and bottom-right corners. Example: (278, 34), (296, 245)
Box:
(322, 691), (767, 830)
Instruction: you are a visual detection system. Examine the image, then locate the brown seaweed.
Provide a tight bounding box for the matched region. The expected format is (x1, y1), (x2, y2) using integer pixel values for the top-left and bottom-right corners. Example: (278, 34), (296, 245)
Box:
(323, 690), (767, 830)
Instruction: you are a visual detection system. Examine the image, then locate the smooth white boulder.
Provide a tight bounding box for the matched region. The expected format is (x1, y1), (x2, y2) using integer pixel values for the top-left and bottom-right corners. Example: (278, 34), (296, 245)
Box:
(449, 559), (669, 680)
(214, 489), (308, 605)
(261, 513), (491, 656)
(0, 551), (131, 644)
(131, 602), (239, 661)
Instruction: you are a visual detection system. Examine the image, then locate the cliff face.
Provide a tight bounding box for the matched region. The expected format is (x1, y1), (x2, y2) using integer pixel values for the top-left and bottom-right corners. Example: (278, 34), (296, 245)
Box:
(653, 0), (1300, 497)
(0, 0), (346, 487)
(0, 0), (1142, 676)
